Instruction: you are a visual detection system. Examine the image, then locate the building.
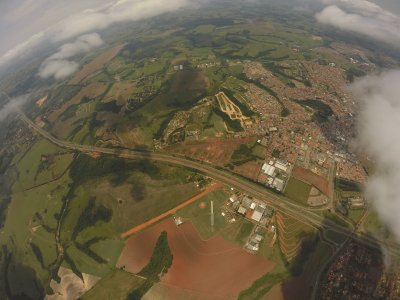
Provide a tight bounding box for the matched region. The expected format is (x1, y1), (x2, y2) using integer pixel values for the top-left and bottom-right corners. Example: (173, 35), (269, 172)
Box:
(262, 163), (276, 177)
(269, 126), (278, 132)
(348, 197), (365, 209)
(242, 196), (253, 209)
(238, 206), (247, 215)
(272, 178), (285, 192)
(275, 160), (290, 172)
(251, 205), (266, 222)
(173, 216), (183, 226)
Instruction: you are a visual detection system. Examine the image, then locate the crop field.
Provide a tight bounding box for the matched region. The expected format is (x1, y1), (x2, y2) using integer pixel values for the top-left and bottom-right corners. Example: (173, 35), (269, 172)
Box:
(176, 189), (229, 240)
(292, 166), (330, 196)
(104, 81), (137, 105)
(234, 160), (263, 181)
(117, 218), (275, 299)
(284, 177), (312, 205)
(69, 44), (125, 84)
(48, 82), (108, 124)
(277, 213), (315, 261)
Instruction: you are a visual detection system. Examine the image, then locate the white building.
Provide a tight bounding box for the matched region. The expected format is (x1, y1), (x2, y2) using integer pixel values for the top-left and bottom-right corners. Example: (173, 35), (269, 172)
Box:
(262, 163), (276, 177)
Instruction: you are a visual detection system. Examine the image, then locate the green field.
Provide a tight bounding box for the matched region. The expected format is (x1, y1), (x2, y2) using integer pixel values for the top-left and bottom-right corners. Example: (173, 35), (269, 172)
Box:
(1, 172), (71, 295)
(347, 208), (366, 224)
(284, 177), (312, 205)
(12, 138), (73, 191)
(177, 190), (229, 240)
(217, 217), (256, 246)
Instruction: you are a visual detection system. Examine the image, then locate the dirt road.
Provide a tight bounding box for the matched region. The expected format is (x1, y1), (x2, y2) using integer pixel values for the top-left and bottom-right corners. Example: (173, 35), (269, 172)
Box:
(121, 183), (222, 239)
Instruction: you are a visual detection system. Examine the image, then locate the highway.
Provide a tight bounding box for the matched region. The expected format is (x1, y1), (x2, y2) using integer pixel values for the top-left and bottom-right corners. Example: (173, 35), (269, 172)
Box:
(18, 111), (400, 257)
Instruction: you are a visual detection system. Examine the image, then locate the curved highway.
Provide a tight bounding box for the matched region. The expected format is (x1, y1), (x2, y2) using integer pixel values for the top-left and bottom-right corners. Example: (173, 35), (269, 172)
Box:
(18, 111), (400, 257)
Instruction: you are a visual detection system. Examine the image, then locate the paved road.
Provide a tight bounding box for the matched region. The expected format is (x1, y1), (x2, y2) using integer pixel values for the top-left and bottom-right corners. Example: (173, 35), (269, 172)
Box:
(18, 112), (400, 257)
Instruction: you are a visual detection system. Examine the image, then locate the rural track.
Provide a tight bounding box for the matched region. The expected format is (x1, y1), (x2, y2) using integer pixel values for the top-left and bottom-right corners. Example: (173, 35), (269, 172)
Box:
(18, 111), (400, 257)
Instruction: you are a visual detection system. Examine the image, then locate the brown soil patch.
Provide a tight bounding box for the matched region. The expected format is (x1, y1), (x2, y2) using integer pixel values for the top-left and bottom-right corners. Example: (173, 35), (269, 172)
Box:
(199, 202), (206, 209)
(307, 186), (328, 207)
(117, 219), (275, 299)
(144, 282), (231, 300)
(104, 81), (137, 106)
(167, 137), (252, 166)
(292, 166), (329, 196)
(234, 160), (262, 181)
(69, 44), (124, 84)
(262, 283), (284, 300)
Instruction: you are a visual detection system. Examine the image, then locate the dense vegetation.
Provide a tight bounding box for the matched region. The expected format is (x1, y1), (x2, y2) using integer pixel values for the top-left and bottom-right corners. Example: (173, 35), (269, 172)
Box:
(221, 88), (254, 117)
(289, 234), (318, 276)
(212, 107), (243, 132)
(97, 100), (122, 114)
(138, 231), (173, 280)
(127, 231), (173, 299)
(72, 197), (112, 240)
(231, 143), (263, 165)
(30, 243), (45, 269)
(336, 178), (362, 192)
(69, 155), (160, 187)
(298, 99), (333, 123)
(238, 272), (288, 300)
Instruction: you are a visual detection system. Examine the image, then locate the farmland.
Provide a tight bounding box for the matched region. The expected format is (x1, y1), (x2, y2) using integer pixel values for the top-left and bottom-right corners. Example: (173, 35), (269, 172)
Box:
(284, 177), (312, 205)
(117, 218), (275, 299)
(2, 0), (395, 298)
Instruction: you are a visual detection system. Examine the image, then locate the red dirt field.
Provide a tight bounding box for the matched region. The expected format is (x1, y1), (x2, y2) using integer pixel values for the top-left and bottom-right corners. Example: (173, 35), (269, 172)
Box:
(117, 219), (275, 299)
(167, 137), (252, 166)
(292, 166), (330, 196)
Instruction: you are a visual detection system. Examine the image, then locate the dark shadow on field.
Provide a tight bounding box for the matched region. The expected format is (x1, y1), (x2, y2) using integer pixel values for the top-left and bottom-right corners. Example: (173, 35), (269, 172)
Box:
(280, 217), (386, 300)
(0, 246), (45, 300)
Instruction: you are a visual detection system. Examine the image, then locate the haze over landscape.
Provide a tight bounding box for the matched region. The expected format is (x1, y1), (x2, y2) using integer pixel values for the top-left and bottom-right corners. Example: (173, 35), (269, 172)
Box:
(1, 0), (400, 299)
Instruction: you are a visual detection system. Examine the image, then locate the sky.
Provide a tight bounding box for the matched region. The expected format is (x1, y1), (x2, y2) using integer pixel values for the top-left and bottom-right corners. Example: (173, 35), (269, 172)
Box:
(1, 0), (400, 241)
(0, 0), (400, 78)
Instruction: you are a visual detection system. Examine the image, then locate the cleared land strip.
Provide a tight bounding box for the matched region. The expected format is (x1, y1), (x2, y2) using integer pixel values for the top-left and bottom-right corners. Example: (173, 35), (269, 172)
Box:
(121, 183), (222, 239)
(17, 111), (400, 257)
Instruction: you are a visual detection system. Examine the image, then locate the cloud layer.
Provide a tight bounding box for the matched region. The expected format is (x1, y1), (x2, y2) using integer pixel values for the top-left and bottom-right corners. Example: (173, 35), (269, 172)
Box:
(39, 33), (103, 79)
(351, 70), (400, 240)
(0, 0), (189, 72)
(0, 94), (28, 122)
(316, 0), (400, 46)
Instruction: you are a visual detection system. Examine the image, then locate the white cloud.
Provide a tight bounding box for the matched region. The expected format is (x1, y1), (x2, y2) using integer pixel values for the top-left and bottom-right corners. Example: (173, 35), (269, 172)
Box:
(38, 60), (79, 80)
(351, 70), (400, 240)
(38, 33), (103, 80)
(315, 0), (400, 46)
(0, 0), (189, 71)
(0, 94), (29, 122)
